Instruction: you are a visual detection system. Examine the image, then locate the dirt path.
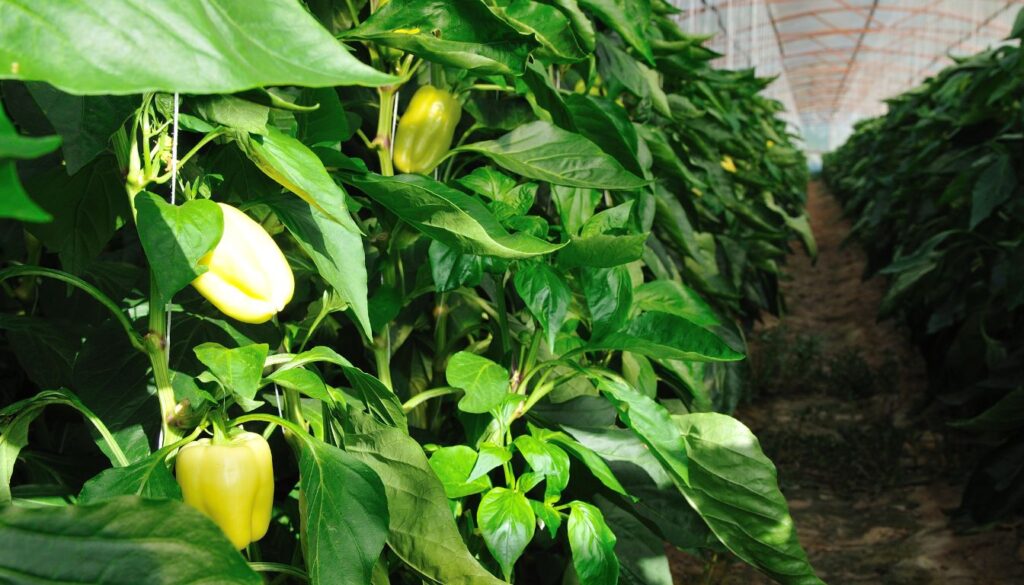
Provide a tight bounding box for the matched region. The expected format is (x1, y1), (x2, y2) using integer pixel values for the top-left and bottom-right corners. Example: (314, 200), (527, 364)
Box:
(669, 182), (1024, 584)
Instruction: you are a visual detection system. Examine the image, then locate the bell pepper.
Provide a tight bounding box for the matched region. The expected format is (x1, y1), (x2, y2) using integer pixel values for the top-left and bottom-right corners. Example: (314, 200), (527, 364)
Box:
(393, 85), (462, 175)
(175, 430), (274, 550)
(191, 203), (294, 324)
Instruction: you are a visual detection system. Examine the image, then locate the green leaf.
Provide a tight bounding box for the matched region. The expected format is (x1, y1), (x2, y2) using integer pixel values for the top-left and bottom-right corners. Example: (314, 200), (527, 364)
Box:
(594, 495), (672, 585)
(193, 342), (269, 401)
(1, 389), (130, 504)
(518, 59), (576, 130)
(581, 265), (633, 340)
(429, 445), (491, 498)
(135, 192), (223, 302)
(0, 497), (262, 584)
(341, 0), (532, 75)
(23, 156), (128, 272)
(530, 499), (564, 538)
(970, 154), (1017, 229)
(266, 367), (330, 402)
(0, 102), (61, 161)
(429, 239), (484, 292)
(496, 0), (588, 62)
(344, 421), (505, 585)
(550, 184), (601, 236)
(446, 351), (510, 414)
(24, 84), (134, 174)
(265, 194), (371, 338)
(596, 378), (689, 485)
(193, 95), (269, 133)
(589, 312), (744, 362)
(633, 280), (721, 327)
(297, 87), (351, 147)
(565, 94), (644, 177)
(513, 435), (570, 502)
(514, 262), (571, 351)
(240, 127), (362, 231)
(547, 0), (597, 53)
(468, 443), (514, 482)
(0, 161), (50, 222)
(299, 437), (389, 585)
(567, 501), (619, 585)
(477, 487), (536, 580)
(340, 365), (408, 432)
(1011, 6), (1024, 40)
(0, 0), (395, 95)
(558, 233), (648, 268)
(455, 121), (647, 190)
(579, 0), (654, 64)
(676, 413), (823, 585)
(78, 451), (181, 504)
(530, 426), (631, 499)
(343, 171), (563, 258)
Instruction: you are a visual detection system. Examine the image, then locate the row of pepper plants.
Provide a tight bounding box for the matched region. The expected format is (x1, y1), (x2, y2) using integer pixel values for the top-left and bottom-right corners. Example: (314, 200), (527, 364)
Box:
(0, 1), (820, 583)
(823, 10), (1024, 527)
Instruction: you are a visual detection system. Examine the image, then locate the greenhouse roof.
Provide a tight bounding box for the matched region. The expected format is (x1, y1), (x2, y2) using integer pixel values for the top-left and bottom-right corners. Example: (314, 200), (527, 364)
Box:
(671, 0), (1022, 152)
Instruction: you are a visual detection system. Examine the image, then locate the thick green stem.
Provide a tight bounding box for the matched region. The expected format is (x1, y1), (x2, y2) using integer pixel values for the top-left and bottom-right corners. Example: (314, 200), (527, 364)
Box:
(144, 278), (182, 445)
(492, 275), (512, 366)
(401, 387), (459, 413)
(375, 87), (397, 176)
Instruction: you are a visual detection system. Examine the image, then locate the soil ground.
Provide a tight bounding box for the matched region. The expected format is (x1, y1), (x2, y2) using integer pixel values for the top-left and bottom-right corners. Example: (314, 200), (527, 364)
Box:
(669, 182), (1024, 584)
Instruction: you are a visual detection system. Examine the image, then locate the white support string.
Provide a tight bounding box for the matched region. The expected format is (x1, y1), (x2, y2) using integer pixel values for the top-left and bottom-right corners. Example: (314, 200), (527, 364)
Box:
(158, 92), (180, 449)
(166, 92), (180, 358)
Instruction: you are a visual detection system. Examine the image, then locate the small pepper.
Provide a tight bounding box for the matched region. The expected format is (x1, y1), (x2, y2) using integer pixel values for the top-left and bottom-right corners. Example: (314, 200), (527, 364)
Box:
(393, 85), (462, 175)
(191, 203), (294, 324)
(175, 430), (274, 550)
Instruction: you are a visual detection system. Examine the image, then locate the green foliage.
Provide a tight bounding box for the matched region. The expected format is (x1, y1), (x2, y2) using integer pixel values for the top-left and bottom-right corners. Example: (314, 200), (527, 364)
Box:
(0, 0), (819, 583)
(823, 22), (1024, 524)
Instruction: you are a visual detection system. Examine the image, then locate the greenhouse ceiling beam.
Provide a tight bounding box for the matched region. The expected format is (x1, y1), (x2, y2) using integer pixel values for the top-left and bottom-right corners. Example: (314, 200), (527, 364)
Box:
(764, 5), (1009, 31)
(783, 45), (969, 61)
(827, 0), (878, 120)
(779, 26), (978, 43)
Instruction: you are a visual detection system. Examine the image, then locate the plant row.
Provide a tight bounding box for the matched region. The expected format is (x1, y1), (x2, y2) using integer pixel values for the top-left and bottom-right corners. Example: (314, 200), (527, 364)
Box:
(1, 1), (818, 584)
(823, 10), (1024, 524)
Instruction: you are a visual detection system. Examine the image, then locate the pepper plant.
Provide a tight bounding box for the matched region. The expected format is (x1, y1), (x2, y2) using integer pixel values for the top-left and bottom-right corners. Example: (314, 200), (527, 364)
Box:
(824, 11), (1024, 527)
(0, 1), (820, 584)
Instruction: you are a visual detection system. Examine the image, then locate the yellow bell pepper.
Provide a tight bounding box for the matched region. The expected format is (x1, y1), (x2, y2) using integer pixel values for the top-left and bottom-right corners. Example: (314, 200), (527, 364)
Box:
(191, 203), (294, 324)
(175, 430), (274, 550)
(393, 85), (462, 175)
(720, 155), (737, 173)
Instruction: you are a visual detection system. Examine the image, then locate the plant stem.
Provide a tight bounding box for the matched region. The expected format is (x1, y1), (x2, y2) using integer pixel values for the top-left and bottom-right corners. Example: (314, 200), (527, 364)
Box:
(375, 86), (397, 176)
(144, 274), (182, 445)
(492, 274), (512, 367)
(401, 387), (460, 413)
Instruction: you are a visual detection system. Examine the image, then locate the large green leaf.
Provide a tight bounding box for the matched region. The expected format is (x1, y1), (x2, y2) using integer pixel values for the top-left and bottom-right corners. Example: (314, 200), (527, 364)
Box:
(0, 0), (394, 95)
(564, 94), (644, 177)
(239, 127), (362, 231)
(567, 501), (619, 585)
(455, 121), (647, 190)
(495, 0), (588, 63)
(632, 280), (721, 327)
(23, 156), (129, 273)
(0, 497), (261, 584)
(446, 351), (510, 414)
(588, 312), (743, 362)
(342, 171), (564, 258)
(579, 0), (654, 64)
(78, 450), (181, 504)
(477, 487), (535, 580)
(193, 342), (269, 401)
(581, 265), (633, 340)
(299, 437), (389, 585)
(344, 421), (506, 585)
(341, 0), (532, 75)
(676, 413), (823, 585)
(135, 193), (223, 302)
(266, 194), (372, 338)
(514, 262), (571, 351)
(594, 495), (672, 585)
(25, 84), (137, 173)
(970, 154), (1016, 229)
